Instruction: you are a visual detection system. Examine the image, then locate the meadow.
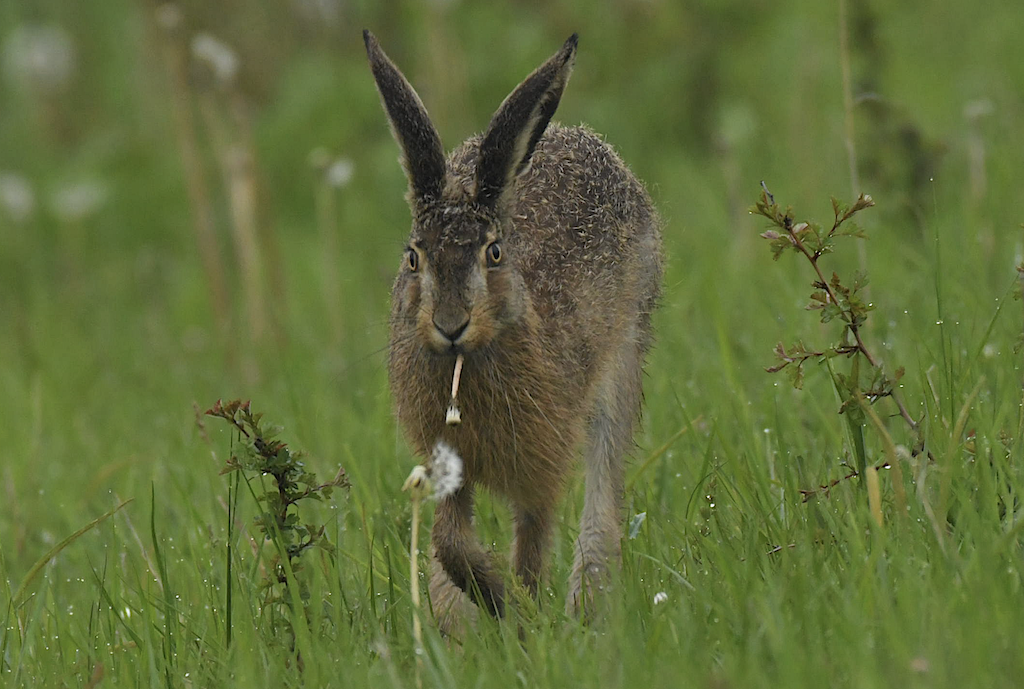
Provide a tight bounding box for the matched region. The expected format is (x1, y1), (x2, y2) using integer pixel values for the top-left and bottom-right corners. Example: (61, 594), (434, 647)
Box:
(2, 0), (1024, 686)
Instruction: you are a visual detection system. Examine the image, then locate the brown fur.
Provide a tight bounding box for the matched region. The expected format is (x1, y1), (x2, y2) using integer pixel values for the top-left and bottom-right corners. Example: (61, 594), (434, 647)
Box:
(365, 30), (662, 624)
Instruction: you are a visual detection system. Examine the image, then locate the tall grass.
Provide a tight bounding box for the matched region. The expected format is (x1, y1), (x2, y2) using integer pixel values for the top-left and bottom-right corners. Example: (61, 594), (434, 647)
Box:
(2, 0), (1024, 687)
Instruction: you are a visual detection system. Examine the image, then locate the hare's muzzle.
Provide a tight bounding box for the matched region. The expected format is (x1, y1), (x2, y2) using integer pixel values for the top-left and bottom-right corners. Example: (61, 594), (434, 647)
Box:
(431, 308), (470, 346)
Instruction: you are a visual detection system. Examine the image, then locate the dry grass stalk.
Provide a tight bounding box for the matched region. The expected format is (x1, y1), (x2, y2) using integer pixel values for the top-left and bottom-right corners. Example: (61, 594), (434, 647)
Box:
(198, 93), (266, 342)
(190, 32), (270, 361)
(152, 4), (230, 332)
(310, 151), (345, 345)
(839, 0), (869, 280)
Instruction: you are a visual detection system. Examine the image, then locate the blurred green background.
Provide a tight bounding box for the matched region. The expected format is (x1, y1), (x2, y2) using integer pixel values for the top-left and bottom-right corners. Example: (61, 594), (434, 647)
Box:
(2, 0), (1024, 685)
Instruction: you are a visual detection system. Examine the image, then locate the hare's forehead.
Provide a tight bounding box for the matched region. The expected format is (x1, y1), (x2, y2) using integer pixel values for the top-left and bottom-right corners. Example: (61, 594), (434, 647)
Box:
(412, 204), (497, 248)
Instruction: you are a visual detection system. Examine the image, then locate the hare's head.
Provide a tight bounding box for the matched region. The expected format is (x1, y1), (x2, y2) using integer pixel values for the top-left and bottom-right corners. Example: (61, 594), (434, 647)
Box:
(364, 31), (577, 355)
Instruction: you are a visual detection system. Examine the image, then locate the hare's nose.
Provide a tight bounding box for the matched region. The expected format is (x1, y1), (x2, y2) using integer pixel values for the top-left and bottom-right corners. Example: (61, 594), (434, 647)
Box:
(433, 311), (470, 343)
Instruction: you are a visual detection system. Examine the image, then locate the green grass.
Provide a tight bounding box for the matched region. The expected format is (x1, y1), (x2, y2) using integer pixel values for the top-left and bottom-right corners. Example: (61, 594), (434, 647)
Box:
(3, 0), (1024, 686)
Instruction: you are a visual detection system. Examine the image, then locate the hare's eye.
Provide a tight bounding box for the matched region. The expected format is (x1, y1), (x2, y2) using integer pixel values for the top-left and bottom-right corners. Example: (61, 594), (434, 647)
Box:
(486, 241), (502, 267)
(406, 249), (419, 272)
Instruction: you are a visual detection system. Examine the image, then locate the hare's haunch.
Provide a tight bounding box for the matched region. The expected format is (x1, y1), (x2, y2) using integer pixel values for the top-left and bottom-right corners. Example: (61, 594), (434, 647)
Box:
(365, 30), (663, 625)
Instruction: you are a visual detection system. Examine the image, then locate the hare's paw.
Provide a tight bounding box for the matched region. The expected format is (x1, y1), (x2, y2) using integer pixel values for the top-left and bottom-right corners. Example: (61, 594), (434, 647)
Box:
(565, 559), (614, 619)
(429, 556), (478, 640)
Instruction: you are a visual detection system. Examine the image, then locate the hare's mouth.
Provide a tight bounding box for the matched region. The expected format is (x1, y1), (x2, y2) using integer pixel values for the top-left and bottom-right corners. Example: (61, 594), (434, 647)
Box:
(427, 338), (480, 358)
(427, 319), (479, 354)
(438, 341), (466, 356)
(424, 310), (500, 355)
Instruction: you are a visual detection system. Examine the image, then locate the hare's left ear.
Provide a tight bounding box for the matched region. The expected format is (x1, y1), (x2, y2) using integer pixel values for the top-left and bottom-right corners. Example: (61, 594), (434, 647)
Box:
(475, 34), (578, 209)
(364, 30), (447, 205)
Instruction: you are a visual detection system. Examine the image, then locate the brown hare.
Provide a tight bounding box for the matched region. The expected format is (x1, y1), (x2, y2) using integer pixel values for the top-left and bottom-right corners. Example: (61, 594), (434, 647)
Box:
(364, 30), (662, 625)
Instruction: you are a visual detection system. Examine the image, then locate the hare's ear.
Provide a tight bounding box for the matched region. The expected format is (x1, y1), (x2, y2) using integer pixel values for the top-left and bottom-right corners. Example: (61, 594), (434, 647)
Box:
(364, 30), (446, 204)
(475, 34), (578, 209)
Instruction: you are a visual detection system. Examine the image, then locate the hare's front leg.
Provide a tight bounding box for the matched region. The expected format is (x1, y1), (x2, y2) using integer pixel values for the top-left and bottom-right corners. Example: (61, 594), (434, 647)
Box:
(567, 347), (643, 616)
(427, 550), (476, 638)
(512, 504), (554, 597)
(432, 486), (505, 618)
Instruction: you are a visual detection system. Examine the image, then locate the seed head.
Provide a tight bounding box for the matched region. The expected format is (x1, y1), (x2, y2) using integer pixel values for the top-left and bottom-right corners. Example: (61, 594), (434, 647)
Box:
(429, 441), (463, 500)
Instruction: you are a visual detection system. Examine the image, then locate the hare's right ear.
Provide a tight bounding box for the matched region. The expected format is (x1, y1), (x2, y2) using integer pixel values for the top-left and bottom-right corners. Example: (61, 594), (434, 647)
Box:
(363, 30), (446, 204)
(475, 34), (578, 209)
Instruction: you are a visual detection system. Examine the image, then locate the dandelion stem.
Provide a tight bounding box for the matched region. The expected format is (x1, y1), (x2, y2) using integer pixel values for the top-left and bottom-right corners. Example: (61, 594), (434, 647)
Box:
(409, 494), (423, 689)
(402, 465), (430, 688)
(446, 353), (465, 425)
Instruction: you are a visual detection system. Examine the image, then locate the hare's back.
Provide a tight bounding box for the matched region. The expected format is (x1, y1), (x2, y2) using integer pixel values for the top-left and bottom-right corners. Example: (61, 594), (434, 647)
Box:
(508, 124), (660, 321)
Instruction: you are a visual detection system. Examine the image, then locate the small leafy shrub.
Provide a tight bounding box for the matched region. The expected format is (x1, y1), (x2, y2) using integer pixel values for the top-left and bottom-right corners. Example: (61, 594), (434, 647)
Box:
(751, 185), (920, 518)
(206, 399), (349, 647)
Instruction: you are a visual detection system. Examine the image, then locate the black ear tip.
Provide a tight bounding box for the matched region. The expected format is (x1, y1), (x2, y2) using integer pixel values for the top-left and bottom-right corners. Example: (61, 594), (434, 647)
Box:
(557, 33), (578, 64)
(362, 29), (375, 52)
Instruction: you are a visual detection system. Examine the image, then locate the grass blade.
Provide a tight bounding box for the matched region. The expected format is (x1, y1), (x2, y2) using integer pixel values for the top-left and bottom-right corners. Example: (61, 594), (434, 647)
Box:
(11, 499), (133, 610)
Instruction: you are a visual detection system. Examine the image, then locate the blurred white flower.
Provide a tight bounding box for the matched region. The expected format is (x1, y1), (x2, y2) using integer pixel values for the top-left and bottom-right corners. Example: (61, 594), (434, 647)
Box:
(191, 33), (239, 84)
(963, 99), (993, 121)
(0, 172), (35, 222)
(429, 441), (463, 500)
(51, 180), (108, 223)
(326, 158), (354, 188)
(653, 591), (668, 605)
(2, 24), (76, 94)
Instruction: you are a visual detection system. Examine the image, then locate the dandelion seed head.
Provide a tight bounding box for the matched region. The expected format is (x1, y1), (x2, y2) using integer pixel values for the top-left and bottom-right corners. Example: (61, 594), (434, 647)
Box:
(2, 24), (76, 94)
(52, 180), (107, 222)
(326, 158), (354, 188)
(191, 33), (239, 84)
(0, 172), (35, 222)
(429, 441), (463, 500)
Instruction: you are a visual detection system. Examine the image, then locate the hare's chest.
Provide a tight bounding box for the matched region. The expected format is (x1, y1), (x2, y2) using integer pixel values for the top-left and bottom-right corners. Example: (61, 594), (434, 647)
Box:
(443, 377), (582, 503)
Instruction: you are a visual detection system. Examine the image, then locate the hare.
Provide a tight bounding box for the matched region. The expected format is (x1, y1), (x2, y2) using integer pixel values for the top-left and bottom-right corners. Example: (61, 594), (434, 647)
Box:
(364, 30), (662, 624)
